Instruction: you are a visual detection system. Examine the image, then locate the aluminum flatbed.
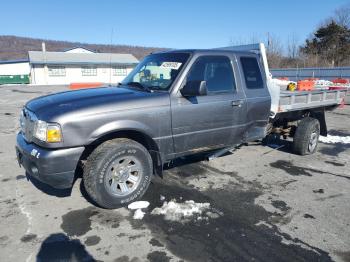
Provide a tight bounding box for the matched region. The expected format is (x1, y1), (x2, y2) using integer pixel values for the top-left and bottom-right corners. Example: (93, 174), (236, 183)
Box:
(278, 89), (347, 112)
(218, 43), (348, 116)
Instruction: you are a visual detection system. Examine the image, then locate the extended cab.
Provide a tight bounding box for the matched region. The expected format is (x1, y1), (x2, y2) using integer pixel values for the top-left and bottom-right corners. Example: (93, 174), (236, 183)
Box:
(16, 44), (347, 208)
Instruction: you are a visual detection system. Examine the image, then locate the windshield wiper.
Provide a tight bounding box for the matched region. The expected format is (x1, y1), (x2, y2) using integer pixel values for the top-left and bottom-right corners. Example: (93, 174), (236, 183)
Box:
(147, 85), (166, 91)
(125, 82), (152, 93)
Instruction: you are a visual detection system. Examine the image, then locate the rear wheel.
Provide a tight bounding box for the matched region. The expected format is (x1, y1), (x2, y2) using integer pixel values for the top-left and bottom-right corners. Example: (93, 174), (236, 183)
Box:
(292, 117), (320, 155)
(83, 138), (153, 209)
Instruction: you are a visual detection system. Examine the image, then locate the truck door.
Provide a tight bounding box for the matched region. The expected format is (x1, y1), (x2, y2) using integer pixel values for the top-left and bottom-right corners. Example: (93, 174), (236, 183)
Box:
(171, 54), (247, 155)
(237, 55), (271, 141)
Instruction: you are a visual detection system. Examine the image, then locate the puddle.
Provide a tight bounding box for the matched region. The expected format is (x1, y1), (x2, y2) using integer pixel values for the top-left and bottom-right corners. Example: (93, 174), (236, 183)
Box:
(130, 166), (332, 262)
(147, 251), (171, 262)
(303, 214), (316, 219)
(11, 89), (44, 94)
(271, 200), (290, 212)
(60, 207), (124, 237)
(324, 161), (345, 167)
(20, 233), (37, 242)
(84, 235), (101, 246)
(60, 208), (97, 237)
(270, 160), (315, 176)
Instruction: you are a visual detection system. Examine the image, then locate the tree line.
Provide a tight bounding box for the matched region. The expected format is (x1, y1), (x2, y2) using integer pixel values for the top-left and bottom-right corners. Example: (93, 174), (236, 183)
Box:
(0, 35), (167, 61)
(266, 4), (350, 69)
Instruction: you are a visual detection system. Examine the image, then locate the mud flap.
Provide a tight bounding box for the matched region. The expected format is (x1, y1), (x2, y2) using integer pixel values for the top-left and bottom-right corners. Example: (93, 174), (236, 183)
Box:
(149, 150), (163, 178)
(310, 109), (327, 136)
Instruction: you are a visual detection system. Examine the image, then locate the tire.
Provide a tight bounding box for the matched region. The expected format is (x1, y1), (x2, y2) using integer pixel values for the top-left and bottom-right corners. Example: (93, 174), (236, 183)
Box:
(292, 117), (320, 155)
(83, 138), (153, 209)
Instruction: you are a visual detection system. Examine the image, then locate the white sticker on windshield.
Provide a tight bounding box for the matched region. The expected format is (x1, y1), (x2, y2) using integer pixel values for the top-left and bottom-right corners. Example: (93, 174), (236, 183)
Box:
(160, 62), (182, 70)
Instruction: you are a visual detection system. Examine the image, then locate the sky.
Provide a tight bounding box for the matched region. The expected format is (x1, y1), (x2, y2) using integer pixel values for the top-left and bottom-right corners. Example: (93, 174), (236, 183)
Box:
(0, 0), (349, 50)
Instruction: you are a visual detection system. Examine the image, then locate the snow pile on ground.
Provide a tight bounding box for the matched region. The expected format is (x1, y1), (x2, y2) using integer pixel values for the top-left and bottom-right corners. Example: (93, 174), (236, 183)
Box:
(319, 135), (350, 144)
(128, 199), (221, 222)
(128, 201), (150, 210)
(133, 209), (145, 220)
(128, 201), (150, 220)
(151, 200), (212, 222)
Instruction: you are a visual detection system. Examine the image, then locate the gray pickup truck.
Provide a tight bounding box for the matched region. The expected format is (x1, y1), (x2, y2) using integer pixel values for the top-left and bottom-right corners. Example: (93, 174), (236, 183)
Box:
(16, 43), (347, 208)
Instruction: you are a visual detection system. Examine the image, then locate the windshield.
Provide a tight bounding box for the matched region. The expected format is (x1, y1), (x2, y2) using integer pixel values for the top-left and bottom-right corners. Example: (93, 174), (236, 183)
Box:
(122, 53), (190, 91)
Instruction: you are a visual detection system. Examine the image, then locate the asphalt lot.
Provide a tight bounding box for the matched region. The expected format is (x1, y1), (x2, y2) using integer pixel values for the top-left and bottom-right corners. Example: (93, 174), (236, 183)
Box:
(0, 84), (349, 262)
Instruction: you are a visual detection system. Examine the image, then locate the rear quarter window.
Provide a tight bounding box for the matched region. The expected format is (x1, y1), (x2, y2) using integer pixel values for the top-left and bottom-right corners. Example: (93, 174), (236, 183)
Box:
(240, 57), (263, 89)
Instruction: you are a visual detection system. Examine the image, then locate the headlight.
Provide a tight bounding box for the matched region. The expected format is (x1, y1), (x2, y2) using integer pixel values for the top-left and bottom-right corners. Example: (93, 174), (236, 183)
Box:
(20, 110), (25, 132)
(34, 120), (62, 143)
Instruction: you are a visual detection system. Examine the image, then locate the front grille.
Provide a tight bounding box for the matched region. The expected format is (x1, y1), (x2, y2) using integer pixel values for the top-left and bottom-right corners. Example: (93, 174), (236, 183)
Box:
(21, 108), (37, 142)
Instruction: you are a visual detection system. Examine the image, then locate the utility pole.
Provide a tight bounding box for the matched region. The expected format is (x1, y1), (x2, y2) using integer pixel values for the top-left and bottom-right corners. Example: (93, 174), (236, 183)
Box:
(109, 28), (114, 86)
(42, 42), (48, 85)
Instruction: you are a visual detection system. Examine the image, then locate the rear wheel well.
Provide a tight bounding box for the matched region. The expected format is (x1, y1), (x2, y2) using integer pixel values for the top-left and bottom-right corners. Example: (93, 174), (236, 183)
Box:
(270, 108), (328, 137)
(81, 130), (162, 176)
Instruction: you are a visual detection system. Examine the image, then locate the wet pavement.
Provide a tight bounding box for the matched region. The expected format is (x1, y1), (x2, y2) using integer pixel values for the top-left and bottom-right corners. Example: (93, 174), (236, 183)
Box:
(0, 85), (349, 262)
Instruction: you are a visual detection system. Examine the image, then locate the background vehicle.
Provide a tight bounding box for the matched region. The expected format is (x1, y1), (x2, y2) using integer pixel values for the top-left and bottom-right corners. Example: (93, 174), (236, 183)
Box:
(16, 44), (347, 208)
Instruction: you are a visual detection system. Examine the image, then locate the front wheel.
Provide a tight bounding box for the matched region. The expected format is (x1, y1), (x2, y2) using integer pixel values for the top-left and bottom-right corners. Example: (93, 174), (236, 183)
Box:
(292, 117), (320, 155)
(83, 138), (153, 209)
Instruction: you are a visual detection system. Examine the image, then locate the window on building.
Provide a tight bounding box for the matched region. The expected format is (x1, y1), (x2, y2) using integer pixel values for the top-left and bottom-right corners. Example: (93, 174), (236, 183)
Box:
(113, 66), (127, 76)
(81, 66), (97, 76)
(240, 57), (263, 89)
(48, 66), (66, 77)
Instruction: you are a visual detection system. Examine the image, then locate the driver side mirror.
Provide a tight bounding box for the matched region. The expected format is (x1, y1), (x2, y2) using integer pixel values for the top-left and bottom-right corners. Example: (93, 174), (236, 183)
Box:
(180, 80), (208, 97)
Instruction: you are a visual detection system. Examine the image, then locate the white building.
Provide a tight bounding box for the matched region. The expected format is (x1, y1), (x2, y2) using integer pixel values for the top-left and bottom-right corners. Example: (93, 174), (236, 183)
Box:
(0, 59), (30, 84)
(64, 47), (96, 53)
(28, 47), (138, 85)
(0, 59), (30, 75)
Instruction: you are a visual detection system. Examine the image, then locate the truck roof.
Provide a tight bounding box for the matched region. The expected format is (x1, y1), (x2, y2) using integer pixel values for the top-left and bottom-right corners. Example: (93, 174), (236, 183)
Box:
(153, 49), (256, 56)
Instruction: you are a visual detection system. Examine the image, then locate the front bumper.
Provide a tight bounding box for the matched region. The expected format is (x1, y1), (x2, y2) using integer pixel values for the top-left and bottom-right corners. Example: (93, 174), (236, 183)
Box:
(16, 132), (85, 189)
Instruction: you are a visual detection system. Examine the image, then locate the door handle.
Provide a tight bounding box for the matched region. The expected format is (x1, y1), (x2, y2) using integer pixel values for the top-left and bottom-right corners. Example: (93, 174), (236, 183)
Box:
(231, 100), (243, 107)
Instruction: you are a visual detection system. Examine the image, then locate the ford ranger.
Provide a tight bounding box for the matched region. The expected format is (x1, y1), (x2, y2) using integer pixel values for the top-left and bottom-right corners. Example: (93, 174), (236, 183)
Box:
(16, 43), (347, 208)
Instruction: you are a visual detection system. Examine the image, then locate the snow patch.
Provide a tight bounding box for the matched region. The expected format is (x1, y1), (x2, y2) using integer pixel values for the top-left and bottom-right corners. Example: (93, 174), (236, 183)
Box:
(128, 201), (150, 220)
(151, 200), (213, 222)
(319, 135), (350, 144)
(133, 209), (145, 220)
(128, 201), (150, 210)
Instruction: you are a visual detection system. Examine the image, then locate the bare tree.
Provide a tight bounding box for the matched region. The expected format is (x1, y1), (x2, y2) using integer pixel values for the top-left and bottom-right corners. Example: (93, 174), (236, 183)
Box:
(229, 33), (285, 68)
(287, 33), (299, 59)
(228, 34), (263, 46)
(334, 4), (350, 28)
(266, 33), (283, 68)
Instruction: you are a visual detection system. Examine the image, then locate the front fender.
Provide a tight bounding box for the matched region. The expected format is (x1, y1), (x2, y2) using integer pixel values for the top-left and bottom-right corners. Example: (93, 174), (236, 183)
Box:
(88, 119), (155, 143)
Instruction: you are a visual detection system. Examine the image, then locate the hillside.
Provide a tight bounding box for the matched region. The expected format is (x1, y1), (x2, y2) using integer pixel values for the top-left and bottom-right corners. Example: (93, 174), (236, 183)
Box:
(0, 35), (168, 61)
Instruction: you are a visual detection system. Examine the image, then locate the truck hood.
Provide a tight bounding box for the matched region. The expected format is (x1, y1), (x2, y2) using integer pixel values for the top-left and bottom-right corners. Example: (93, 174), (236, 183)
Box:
(25, 86), (166, 120)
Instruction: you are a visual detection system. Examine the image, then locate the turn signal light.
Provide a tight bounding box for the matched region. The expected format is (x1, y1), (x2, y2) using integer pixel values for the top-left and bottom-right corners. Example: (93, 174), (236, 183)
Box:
(47, 126), (62, 143)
